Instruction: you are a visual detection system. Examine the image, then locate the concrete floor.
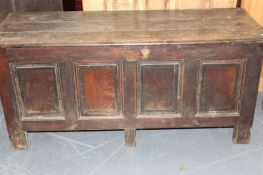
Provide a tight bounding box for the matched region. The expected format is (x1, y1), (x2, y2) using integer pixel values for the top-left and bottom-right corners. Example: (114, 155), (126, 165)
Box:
(0, 94), (263, 175)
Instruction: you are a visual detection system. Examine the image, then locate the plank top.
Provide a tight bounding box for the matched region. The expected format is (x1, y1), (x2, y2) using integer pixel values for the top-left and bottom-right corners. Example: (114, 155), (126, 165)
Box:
(0, 8), (263, 47)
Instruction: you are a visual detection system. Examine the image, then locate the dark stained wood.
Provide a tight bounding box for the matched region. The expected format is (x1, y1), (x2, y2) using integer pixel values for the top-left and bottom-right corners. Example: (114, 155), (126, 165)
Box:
(139, 63), (179, 114)
(0, 48), (28, 149)
(82, 67), (116, 112)
(239, 44), (262, 126)
(59, 60), (78, 121)
(0, 9), (263, 47)
(17, 68), (57, 113)
(232, 44), (262, 143)
(3, 43), (258, 64)
(0, 9), (263, 148)
(181, 59), (199, 117)
(75, 62), (121, 117)
(21, 117), (240, 131)
(4, 43), (254, 62)
(11, 64), (63, 120)
(123, 61), (137, 119)
(233, 125), (251, 144)
(199, 62), (243, 113)
(125, 128), (136, 147)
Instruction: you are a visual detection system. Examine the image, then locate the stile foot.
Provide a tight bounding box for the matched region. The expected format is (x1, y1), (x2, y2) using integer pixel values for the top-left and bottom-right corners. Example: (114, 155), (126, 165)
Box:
(9, 129), (28, 149)
(125, 128), (136, 147)
(232, 125), (251, 144)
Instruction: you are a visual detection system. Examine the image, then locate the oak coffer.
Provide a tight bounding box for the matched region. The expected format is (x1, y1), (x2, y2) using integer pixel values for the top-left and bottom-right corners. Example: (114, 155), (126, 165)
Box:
(0, 9), (263, 149)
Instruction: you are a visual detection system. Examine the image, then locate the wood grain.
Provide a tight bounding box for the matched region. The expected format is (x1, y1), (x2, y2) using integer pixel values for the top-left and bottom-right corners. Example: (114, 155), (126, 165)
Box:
(15, 67), (59, 114)
(123, 61), (137, 119)
(21, 117), (240, 131)
(0, 9), (262, 148)
(199, 64), (240, 112)
(125, 128), (136, 147)
(11, 64), (64, 120)
(140, 64), (178, 113)
(81, 66), (117, 113)
(83, 0), (237, 11)
(0, 9), (263, 47)
(76, 63), (121, 117)
(0, 48), (28, 149)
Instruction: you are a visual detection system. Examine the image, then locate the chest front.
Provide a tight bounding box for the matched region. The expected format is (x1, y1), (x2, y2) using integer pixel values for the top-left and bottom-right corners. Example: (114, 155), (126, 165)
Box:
(0, 9), (263, 148)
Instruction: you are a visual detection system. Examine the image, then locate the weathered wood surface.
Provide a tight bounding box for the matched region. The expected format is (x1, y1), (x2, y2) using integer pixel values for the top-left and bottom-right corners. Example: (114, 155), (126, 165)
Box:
(125, 128), (136, 147)
(1, 9), (263, 148)
(0, 48), (28, 149)
(0, 9), (263, 47)
(83, 0), (238, 11)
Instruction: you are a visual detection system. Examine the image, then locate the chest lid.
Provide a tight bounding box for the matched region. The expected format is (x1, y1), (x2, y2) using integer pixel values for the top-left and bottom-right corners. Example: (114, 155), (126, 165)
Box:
(0, 8), (263, 47)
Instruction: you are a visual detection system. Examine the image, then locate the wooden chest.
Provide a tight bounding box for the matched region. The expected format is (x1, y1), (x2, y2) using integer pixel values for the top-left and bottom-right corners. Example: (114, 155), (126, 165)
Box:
(0, 9), (263, 148)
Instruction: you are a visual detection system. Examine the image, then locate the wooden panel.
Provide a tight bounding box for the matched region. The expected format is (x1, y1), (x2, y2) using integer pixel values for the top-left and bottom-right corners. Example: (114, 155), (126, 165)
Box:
(12, 64), (63, 120)
(197, 60), (244, 116)
(138, 62), (181, 116)
(76, 63), (121, 118)
(83, 0), (237, 11)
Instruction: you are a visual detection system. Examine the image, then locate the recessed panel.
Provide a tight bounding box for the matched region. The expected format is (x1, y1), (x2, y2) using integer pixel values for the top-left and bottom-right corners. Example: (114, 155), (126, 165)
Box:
(139, 62), (181, 115)
(76, 63), (120, 117)
(198, 61), (244, 115)
(12, 64), (63, 120)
